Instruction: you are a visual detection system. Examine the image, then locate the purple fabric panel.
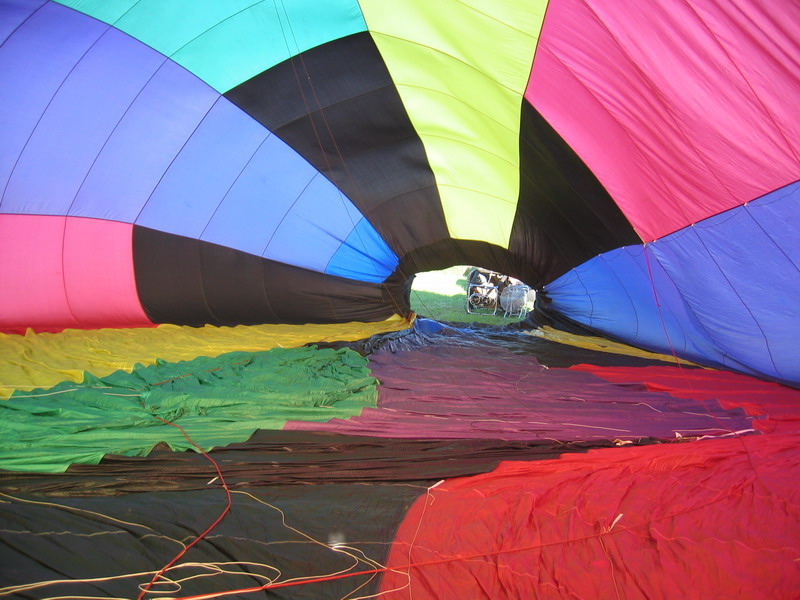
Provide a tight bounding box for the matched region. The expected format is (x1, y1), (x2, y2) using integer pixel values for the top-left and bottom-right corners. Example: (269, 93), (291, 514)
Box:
(285, 346), (753, 440)
(0, 2), (107, 210)
(0, 0), (45, 44)
(5, 26), (167, 217)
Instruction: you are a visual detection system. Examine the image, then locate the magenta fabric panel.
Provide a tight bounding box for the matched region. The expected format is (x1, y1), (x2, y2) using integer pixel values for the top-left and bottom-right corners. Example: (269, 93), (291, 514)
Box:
(0, 215), (151, 333)
(526, 0), (800, 241)
(285, 346), (753, 440)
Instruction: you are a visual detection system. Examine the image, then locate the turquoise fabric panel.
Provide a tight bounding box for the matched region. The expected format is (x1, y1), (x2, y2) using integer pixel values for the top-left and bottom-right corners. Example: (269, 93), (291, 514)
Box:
(56, 0), (368, 92)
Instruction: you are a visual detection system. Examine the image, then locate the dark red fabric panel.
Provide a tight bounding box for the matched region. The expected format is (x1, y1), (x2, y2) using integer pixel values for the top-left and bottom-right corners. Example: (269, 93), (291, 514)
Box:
(379, 433), (800, 599)
(286, 346), (752, 440)
(570, 364), (800, 434)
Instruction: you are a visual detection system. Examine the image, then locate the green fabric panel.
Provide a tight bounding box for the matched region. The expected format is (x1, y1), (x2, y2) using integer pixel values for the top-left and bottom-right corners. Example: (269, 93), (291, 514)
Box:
(55, 0), (368, 92)
(359, 0), (547, 247)
(0, 346), (377, 473)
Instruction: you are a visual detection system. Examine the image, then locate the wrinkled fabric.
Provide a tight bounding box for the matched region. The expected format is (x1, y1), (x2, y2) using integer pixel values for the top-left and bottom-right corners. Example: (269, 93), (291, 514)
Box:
(0, 346), (376, 472)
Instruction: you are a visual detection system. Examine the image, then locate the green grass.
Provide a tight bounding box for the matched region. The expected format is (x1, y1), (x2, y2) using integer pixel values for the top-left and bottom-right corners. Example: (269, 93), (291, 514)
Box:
(409, 265), (529, 325)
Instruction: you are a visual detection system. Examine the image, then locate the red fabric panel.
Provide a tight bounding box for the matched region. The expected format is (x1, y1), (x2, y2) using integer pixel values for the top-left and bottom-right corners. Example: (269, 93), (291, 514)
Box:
(380, 433), (800, 599)
(0, 214), (152, 333)
(527, 0), (800, 241)
(570, 364), (800, 434)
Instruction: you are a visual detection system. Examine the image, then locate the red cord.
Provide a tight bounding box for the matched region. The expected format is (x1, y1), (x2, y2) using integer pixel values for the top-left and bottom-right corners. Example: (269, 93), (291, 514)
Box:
(137, 416), (232, 600)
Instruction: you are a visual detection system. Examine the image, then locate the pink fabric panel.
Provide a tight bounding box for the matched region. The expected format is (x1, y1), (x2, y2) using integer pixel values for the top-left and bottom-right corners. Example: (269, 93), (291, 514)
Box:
(62, 217), (151, 329)
(0, 214), (151, 332)
(0, 214), (75, 332)
(527, 0), (800, 241)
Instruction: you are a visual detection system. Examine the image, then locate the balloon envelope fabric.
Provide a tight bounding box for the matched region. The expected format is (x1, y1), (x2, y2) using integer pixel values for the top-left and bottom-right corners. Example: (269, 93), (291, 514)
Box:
(1, 0), (798, 386)
(1, 2), (800, 599)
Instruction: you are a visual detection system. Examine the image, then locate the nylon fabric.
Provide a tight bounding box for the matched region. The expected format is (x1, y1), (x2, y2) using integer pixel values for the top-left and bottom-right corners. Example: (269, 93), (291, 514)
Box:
(0, 215), (150, 332)
(508, 101), (641, 288)
(526, 0), (800, 240)
(0, 2), (108, 212)
(0, 432), (612, 494)
(544, 245), (721, 363)
(0, 0), (45, 42)
(526, 326), (696, 365)
(55, 0), (368, 92)
(0, 433), (609, 600)
(325, 217), (399, 283)
(224, 31), (441, 270)
(359, 0), (547, 246)
(650, 184), (800, 384)
(0, 477), (419, 600)
(287, 345), (751, 440)
(571, 364), (800, 435)
(0, 315), (411, 398)
(131, 227), (400, 327)
(0, 346), (377, 473)
(1, 5), (391, 284)
(2, 24), (168, 217)
(543, 184), (800, 386)
(380, 433), (800, 599)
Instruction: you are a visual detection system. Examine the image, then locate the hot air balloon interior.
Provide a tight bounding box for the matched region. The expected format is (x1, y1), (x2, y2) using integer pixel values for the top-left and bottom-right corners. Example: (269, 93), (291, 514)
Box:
(1, 1), (798, 598)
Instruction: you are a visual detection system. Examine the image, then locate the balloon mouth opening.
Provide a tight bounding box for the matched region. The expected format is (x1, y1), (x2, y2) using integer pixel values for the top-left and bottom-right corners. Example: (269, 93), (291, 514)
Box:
(404, 266), (535, 324)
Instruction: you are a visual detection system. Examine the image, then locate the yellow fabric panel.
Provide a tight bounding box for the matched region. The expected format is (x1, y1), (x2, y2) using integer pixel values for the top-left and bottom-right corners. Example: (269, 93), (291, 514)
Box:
(360, 0), (546, 247)
(527, 326), (699, 366)
(0, 315), (411, 398)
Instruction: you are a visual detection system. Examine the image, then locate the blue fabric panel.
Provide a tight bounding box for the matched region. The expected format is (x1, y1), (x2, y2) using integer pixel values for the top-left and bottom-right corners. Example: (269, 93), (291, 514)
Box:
(198, 133), (315, 256)
(325, 217), (399, 283)
(72, 60), (218, 223)
(135, 98), (266, 237)
(262, 175), (383, 276)
(545, 245), (719, 363)
(0, 4), (217, 223)
(196, 127), (397, 281)
(546, 182), (800, 386)
(52, 29), (165, 219)
(0, 0), (45, 43)
(652, 182), (800, 384)
(0, 2), (106, 212)
(17, 25), (163, 216)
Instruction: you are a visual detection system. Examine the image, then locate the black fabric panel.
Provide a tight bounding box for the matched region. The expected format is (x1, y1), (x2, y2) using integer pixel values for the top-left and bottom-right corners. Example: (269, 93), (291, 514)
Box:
(224, 32), (449, 259)
(132, 225), (215, 326)
(508, 101), (642, 287)
(0, 432), (621, 598)
(133, 226), (395, 326)
(0, 432), (614, 495)
(0, 483), (418, 599)
(262, 258), (399, 323)
(198, 238), (277, 324)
